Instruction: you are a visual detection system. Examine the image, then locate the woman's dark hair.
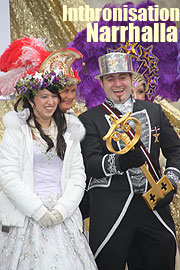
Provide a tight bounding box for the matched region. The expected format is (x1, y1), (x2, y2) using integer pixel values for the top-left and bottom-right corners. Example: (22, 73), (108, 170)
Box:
(14, 87), (67, 160)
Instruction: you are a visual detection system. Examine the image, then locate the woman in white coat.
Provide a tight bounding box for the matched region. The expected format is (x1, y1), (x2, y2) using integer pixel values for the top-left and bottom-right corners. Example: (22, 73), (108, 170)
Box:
(0, 37), (97, 270)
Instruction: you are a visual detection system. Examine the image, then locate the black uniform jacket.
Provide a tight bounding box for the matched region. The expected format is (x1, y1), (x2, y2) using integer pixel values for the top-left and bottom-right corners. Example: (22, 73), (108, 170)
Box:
(79, 99), (180, 257)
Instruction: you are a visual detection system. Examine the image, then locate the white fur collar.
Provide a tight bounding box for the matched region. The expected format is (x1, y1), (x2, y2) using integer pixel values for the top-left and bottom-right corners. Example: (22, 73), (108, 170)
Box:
(65, 112), (85, 142)
(3, 109), (86, 142)
(3, 109), (29, 128)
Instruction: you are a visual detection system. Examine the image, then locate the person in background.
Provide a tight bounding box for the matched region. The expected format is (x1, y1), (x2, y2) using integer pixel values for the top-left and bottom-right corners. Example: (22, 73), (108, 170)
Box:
(59, 84), (77, 113)
(131, 71), (147, 101)
(79, 52), (180, 270)
(58, 74), (87, 147)
(0, 36), (98, 270)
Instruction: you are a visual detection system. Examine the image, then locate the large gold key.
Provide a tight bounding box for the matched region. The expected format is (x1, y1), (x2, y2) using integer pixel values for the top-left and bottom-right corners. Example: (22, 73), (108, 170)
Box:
(103, 112), (174, 210)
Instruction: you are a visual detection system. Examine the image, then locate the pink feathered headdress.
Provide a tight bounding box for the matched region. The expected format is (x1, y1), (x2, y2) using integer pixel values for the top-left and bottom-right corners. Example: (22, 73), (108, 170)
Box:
(0, 37), (82, 97)
(0, 36), (50, 96)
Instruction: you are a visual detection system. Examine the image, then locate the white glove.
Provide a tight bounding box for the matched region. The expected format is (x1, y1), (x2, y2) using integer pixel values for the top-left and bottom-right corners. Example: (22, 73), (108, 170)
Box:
(50, 209), (63, 225)
(38, 211), (57, 227)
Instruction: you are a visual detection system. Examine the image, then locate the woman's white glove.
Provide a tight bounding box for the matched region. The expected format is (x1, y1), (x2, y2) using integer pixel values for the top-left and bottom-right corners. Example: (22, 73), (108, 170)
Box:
(38, 211), (57, 227)
(50, 209), (63, 225)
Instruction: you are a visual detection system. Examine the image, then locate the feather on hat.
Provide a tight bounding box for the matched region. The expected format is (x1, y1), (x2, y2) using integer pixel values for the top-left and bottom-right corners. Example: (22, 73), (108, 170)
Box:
(0, 37), (83, 97)
(0, 36), (50, 96)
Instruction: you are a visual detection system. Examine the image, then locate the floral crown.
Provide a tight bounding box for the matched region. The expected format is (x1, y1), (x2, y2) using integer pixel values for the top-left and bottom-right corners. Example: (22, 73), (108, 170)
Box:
(15, 69), (70, 99)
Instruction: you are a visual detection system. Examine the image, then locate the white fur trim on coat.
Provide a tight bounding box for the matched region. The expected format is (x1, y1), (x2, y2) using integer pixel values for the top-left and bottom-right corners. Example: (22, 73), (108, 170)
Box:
(3, 109), (86, 142)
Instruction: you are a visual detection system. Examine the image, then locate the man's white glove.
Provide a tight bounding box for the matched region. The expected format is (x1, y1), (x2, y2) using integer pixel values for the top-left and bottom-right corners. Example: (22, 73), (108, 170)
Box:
(38, 211), (57, 227)
(50, 209), (63, 225)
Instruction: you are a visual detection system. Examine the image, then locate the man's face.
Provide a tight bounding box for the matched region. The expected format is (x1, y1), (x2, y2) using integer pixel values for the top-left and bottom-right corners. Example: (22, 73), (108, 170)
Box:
(100, 73), (132, 104)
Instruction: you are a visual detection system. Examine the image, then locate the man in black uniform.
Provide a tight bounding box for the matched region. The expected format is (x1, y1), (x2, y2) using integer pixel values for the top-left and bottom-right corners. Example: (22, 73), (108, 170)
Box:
(79, 52), (180, 270)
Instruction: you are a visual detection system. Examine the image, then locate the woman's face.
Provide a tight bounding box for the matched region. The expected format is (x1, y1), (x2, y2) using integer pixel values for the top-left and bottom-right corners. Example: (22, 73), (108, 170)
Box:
(59, 84), (77, 112)
(32, 89), (59, 126)
(132, 84), (146, 101)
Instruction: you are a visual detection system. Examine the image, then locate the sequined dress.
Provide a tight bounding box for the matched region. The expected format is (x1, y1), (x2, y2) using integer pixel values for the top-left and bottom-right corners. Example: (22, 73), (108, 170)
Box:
(0, 141), (97, 270)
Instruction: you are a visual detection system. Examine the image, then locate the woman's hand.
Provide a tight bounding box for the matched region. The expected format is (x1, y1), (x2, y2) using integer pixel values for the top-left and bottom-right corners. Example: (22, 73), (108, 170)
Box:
(38, 211), (57, 227)
(50, 209), (63, 225)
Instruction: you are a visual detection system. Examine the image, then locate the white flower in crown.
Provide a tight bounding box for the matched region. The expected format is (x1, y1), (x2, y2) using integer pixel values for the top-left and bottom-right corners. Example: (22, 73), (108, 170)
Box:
(54, 67), (63, 76)
(26, 74), (33, 80)
(19, 73), (32, 83)
(33, 71), (43, 80)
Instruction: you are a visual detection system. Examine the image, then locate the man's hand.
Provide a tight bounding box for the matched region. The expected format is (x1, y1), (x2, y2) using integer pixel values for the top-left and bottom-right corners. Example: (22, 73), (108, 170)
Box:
(118, 148), (146, 172)
(154, 190), (175, 210)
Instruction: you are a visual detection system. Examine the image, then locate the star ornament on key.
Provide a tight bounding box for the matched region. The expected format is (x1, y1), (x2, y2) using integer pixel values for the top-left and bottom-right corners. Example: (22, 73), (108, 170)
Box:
(137, 45), (158, 69)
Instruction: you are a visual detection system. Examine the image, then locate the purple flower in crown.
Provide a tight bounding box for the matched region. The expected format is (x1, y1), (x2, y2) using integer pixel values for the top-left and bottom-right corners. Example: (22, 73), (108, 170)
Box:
(15, 68), (71, 99)
(50, 72), (56, 76)
(39, 77), (44, 88)
(43, 81), (48, 88)
(34, 84), (39, 89)
(54, 77), (60, 84)
(34, 79), (39, 84)
(47, 75), (56, 87)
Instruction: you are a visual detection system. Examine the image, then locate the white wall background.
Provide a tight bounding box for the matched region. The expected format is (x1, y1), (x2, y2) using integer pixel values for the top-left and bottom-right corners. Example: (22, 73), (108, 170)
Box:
(0, 1), (11, 56)
(0, 1), (10, 98)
